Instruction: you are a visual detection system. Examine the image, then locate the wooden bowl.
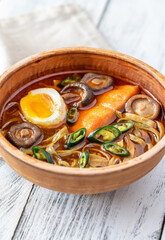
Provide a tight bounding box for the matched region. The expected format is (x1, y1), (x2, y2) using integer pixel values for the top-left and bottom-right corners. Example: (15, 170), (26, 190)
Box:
(0, 47), (165, 194)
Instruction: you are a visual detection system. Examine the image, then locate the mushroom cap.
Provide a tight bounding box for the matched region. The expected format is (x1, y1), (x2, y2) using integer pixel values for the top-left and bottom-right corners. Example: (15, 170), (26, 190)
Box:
(7, 122), (42, 148)
(61, 93), (80, 104)
(125, 94), (160, 119)
(61, 82), (94, 107)
(81, 73), (113, 91)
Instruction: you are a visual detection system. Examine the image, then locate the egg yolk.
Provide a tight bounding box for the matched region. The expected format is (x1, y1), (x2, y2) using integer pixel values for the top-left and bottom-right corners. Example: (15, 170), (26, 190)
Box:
(20, 93), (55, 118)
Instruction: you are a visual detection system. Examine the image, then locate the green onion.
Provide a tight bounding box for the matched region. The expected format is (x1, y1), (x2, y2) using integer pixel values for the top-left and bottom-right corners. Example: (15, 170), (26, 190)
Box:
(103, 143), (130, 157)
(87, 125), (120, 143)
(60, 75), (81, 86)
(79, 150), (89, 168)
(112, 122), (134, 133)
(67, 107), (78, 124)
(67, 128), (86, 148)
(32, 146), (54, 164)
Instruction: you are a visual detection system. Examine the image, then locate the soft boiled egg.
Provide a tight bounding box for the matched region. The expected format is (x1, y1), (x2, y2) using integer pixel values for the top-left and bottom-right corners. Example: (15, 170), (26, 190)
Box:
(20, 88), (67, 127)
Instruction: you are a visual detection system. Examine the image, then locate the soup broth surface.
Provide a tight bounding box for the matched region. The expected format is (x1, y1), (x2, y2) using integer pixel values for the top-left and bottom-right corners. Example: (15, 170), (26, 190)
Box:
(1, 71), (164, 168)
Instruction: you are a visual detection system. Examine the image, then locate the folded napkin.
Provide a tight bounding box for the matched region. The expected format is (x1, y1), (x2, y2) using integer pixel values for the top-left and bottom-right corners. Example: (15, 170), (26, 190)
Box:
(0, 4), (110, 75)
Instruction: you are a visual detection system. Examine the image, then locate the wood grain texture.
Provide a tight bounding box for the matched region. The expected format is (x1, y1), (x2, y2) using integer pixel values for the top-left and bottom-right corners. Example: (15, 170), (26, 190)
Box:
(161, 223), (165, 240)
(13, 186), (115, 240)
(160, 218), (165, 240)
(0, 48), (165, 194)
(0, 158), (32, 240)
(0, 0), (165, 240)
(0, 1), (109, 240)
(99, 0), (165, 239)
(99, 0), (165, 75)
(13, 158), (165, 240)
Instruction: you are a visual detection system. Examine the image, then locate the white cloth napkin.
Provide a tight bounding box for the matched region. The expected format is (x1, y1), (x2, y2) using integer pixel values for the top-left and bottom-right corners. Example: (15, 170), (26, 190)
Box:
(0, 4), (110, 75)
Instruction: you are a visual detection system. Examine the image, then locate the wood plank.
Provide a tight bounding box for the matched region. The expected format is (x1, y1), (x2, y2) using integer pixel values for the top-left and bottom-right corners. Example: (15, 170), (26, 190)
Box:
(98, 0), (165, 239)
(1, 0), (165, 239)
(160, 217), (165, 240)
(99, 0), (165, 74)
(0, 1), (109, 240)
(13, 0), (165, 239)
(0, 0), (108, 26)
(10, 0), (165, 239)
(162, 232), (165, 240)
(13, 186), (116, 240)
(0, 158), (33, 240)
(162, 230), (165, 240)
(12, 157), (165, 240)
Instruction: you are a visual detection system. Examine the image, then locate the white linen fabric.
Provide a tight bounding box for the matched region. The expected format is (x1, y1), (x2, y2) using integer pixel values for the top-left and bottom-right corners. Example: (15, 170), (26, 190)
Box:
(0, 4), (109, 75)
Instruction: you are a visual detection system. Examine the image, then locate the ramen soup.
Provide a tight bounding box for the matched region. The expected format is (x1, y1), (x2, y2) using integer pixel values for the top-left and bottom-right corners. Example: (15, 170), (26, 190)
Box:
(0, 72), (165, 168)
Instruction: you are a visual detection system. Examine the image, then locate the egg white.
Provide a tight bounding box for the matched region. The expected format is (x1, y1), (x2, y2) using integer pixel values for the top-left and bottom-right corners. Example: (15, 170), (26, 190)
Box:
(20, 88), (67, 127)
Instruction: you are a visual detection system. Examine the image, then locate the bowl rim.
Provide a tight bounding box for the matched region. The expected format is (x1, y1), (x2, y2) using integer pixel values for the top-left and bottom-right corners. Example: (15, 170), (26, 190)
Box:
(0, 47), (165, 177)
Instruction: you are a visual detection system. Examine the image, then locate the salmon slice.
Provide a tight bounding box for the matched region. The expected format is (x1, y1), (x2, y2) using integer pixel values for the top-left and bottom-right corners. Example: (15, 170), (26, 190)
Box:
(71, 85), (139, 135)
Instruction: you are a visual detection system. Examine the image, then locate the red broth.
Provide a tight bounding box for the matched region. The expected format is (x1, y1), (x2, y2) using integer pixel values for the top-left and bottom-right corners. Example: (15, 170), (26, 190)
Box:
(0, 72), (164, 167)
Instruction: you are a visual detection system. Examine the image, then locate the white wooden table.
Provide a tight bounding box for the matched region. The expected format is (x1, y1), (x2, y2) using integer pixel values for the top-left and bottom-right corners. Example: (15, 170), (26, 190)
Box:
(0, 0), (165, 239)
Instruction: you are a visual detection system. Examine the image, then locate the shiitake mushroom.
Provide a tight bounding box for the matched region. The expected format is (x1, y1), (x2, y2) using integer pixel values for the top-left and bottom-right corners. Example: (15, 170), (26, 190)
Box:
(125, 94), (160, 119)
(61, 82), (94, 107)
(61, 92), (80, 104)
(7, 122), (42, 148)
(60, 73), (114, 107)
(81, 73), (113, 91)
